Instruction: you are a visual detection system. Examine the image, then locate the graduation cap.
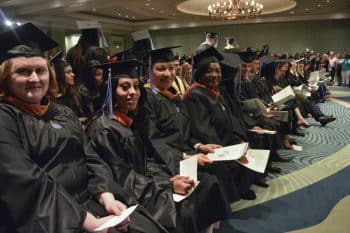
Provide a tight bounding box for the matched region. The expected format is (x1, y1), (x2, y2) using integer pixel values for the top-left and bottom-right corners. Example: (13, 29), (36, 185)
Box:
(0, 22), (58, 63)
(235, 51), (254, 64)
(90, 59), (143, 79)
(180, 55), (192, 65)
(225, 36), (236, 45)
(77, 20), (108, 48)
(206, 32), (218, 39)
(220, 51), (242, 81)
(148, 46), (182, 64)
(49, 51), (64, 65)
(111, 48), (137, 61)
(259, 55), (276, 64)
(193, 46), (223, 68)
(220, 52), (242, 69)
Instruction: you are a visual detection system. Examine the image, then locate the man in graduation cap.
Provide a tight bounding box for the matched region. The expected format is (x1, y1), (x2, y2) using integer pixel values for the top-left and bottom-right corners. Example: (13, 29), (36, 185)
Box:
(194, 32), (218, 55)
(0, 22), (166, 233)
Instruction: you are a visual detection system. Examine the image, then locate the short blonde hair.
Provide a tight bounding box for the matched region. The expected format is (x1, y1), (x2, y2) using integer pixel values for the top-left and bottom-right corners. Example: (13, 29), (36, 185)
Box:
(0, 57), (60, 99)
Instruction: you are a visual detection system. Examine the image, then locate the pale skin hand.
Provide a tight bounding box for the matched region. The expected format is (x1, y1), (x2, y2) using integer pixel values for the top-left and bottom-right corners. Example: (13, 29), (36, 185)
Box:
(83, 212), (119, 233)
(99, 192), (131, 232)
(171, 175), (195, 195)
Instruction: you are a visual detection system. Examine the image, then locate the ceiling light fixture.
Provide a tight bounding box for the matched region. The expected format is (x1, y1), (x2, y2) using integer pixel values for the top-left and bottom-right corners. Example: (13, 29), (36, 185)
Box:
(208, 0), (263, 20)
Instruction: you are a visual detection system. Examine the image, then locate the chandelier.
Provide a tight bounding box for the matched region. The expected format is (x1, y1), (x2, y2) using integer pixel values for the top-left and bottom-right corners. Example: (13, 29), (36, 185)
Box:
(208, 0), (264, 20)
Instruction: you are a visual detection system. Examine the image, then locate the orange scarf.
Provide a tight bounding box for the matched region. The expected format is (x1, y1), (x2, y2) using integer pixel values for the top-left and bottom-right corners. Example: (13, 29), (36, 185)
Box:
(112, 111), (133, 128)
(183, 83), (220, 99)
(2, 96), (49, 117)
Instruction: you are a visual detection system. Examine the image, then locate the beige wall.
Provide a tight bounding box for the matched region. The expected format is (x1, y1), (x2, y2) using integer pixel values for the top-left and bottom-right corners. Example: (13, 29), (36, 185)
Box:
(149, 19), (350, 56)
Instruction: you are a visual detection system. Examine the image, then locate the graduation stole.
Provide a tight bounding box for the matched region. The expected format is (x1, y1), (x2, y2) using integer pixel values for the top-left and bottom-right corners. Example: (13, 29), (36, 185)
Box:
(112, 111), (133, 128)
(157, 87), (179, 100)
(2, 96), (50, 117)
(183, 83), (220, 99)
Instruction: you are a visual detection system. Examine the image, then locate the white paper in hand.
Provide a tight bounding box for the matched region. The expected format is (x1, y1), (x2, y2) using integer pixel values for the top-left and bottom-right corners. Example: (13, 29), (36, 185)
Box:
(94, 205), (138, 232)
(173, 156), (198, 202)
(180, 156), (198, 181)
(207, 143), (249, 161)
(272, 85), (295, 105)
(238, 149), (270, 173)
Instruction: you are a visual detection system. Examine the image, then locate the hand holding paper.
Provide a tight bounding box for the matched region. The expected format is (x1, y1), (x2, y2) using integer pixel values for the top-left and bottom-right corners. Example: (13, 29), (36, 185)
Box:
(93, 205), (138, 232)
(173, 156), (199, 202)
(207, 143), (249, 161)
(238, 149), (270, 173)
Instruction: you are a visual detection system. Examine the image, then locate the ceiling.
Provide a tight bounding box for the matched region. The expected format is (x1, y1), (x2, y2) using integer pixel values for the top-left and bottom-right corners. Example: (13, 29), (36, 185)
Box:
(0, 0), (349, 32)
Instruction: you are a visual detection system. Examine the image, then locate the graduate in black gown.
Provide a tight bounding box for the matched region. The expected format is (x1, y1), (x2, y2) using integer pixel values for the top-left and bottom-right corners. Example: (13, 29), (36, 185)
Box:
(85, 59), (199, 233)
(0, 23), (167, 233)
(182, 47), (256, 200)
(140, 46), (232, 232)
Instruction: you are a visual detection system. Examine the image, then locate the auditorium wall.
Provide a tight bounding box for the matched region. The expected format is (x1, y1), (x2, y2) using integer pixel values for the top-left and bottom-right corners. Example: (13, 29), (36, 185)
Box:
(149, 19), (350, 55)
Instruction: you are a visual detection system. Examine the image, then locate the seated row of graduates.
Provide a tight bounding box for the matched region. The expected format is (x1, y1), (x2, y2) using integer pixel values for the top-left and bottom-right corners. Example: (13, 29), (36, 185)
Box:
(0, 23), (260, 233)
(1, 23), (336, 233)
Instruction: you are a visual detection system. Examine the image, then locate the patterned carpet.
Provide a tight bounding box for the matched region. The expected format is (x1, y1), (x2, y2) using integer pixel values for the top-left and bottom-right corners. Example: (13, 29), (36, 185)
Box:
(270, 101), (350, 179)
(216, 87), (350, 233)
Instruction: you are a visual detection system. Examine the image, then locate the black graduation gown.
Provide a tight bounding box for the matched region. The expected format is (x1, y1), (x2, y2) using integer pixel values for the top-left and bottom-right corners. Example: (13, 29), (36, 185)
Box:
(0, 102), (167, 233)
(251, 75), (274, 104)
(182, 86), (254, 199)
(183, 86), (246, 145)
(57, 92), (85, 118)
(86, 115), (177, 229)
(240, 79), (259, 101)
(141, 89), (232, 231)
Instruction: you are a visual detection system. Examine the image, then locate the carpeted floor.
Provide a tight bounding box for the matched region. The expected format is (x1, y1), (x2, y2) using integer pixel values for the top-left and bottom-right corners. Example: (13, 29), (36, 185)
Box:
(216, 87), (350, 233)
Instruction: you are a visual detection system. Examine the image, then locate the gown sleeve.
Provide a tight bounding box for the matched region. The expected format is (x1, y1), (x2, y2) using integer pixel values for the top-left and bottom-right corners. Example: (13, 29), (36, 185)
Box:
(0, 108), (86, 233)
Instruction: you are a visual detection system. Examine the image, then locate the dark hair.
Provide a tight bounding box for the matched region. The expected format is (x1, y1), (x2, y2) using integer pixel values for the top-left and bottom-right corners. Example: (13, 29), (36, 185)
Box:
(81, 59), (104, 92)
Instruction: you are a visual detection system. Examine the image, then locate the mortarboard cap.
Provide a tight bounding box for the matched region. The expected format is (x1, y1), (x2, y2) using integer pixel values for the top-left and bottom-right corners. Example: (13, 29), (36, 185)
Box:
(148, 46), (182, 64)
(0, 23), (58, 63)
(220, 52), (242, 69)
(235, 51), (254, 64)
(206, 32), (218, 39)
(225, 36), (236, 45)
(220, 51), (241, 81)
(90, 59), (143, 79)
(76, 20), (108, 48)
(112, 48), (137, 61)
(193, 46), (223, 68)
(259, 55), (276, 64)
(49, 51), (64, 65)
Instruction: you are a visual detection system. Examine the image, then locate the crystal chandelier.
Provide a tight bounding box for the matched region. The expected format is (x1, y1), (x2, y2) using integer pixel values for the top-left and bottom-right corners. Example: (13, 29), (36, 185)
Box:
(208, 0), (264, 20)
